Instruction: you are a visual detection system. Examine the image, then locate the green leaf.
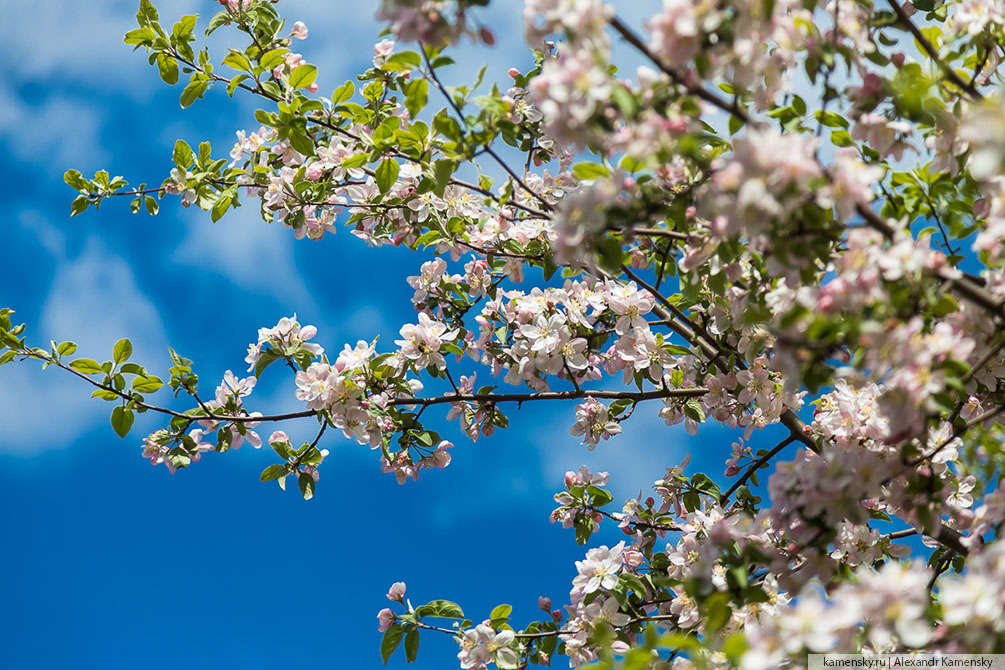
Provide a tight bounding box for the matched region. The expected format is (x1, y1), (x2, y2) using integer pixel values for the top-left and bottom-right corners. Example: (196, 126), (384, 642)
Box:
(271, 439), (294, 463)
(332, 81), (355, 104)
(254, 350), (280, 378)
(287, 128), (316, 156)
(211, 195), (232, 222)
(404, 79), (428, 119)
(572, 163), (610, 181)
(57, 341), (78, 356)
(298, 472), (315, 500)
(723, 633), (748, 659)
(110, 406), (135, 438)
(157, 54), (179, 85)
(703, 592), (732, 633)
(587, 485), (614, 507)
(389, 50), (422, 68)
(404, 629), (419, 663)
(816, 109), (849, 128)
(70, 195), (89, 217)
(416, 600), (465, 619)
(260, 48), (290, 71)
(132, 376), (164, 393)
(610, 86), (638, 118)
(690, 472), (720, 496)
(260, 464), (287, 482)
(432, 159), (454, 197)
(124, 26), (155, 47)
(226, 74), (249, 97)
(289, 64), (317, 90)
(376, 158), (400, 194)
(619, 155), (645, 173)
(222, 50), (253, 73)
(180, 80), (208, 108)
(597, 237), (625, 272)
(0, 350), (17, 367)
(342, 154), (368, 169)
(381, 624), (405, 665)
(136, 0), (159, 26)
(172, 15), (197, 40)
(113, 338), (132, 364)
(619, 572), (647, 597)
(173, 139), (194, 169)
(63, 169), (86, 190)
(204, 11), (231, 36)
(490, 604), (512, 620)
(683, 399), (705, 423)
(69, 358), (103, 374)
(792, 95), (807, 116)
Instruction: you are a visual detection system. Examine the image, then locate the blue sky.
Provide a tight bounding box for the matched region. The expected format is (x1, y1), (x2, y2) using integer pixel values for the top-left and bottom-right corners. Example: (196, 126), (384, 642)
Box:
(0, 2), (785, 668)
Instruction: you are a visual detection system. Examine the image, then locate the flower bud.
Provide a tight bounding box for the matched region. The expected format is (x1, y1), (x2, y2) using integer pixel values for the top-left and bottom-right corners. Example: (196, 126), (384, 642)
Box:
(386, 581), (406, 602)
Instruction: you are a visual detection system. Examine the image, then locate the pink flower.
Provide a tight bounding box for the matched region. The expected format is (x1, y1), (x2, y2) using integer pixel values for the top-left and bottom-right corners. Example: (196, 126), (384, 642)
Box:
(395, 312), (459, 371)
(377, 607), (395, 633)
(386, 581), (406, 602)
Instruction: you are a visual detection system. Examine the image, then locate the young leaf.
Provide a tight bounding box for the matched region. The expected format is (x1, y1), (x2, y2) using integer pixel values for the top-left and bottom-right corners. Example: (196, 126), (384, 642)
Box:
(288, 64), (317, 90)
(376, 158), (400, 194)
(260, 464), (288, 482)
(113, 338), (133, 364)
(404, 629), (419, 663)
(381, 624), (405, 665)
(110, 406), (135, 438)
(298, 472), (316, 500)
(70, 358), (103, 374)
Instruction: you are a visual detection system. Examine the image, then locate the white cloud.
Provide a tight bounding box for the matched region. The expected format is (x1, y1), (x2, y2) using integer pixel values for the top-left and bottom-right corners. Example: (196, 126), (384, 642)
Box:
(0, 236), (168, 454)
(0, 88), (109, 169)
(18, 210), (67, 259)
(170, 204), (316, 309)
(0, 0), (201, 88)
(536, 403), (691, 504)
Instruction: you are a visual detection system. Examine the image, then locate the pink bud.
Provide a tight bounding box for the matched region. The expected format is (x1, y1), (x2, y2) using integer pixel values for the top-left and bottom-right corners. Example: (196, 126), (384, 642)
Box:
(479, 27), (496, 46)
(891, 52), (905, 67)
(623, 549), (644, 569)
(538, 596), (551, 612)
(551, 609), (563, 622)
(507, 68), (520, 79)
(975, 198), (990, 219)
(386, 581), (407, 602)
(377, 608), (396, 633)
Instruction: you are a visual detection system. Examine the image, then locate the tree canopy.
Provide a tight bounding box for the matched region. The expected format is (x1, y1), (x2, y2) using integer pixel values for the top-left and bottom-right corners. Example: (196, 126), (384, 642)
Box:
(4, 0), (1005, 667)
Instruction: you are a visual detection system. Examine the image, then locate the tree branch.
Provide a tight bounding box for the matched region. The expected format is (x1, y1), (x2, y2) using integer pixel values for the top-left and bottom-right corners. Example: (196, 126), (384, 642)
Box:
(886, 0), (984, 101)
